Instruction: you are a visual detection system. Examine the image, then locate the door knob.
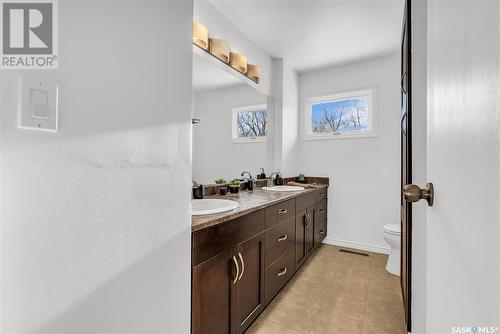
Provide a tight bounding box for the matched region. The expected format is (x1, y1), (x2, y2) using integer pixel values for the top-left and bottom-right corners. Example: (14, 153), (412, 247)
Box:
(403, 183), (434, 206)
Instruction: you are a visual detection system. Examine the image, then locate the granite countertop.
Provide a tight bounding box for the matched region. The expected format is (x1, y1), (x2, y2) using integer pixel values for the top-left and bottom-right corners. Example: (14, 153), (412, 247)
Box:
(192, 184), (328, 233)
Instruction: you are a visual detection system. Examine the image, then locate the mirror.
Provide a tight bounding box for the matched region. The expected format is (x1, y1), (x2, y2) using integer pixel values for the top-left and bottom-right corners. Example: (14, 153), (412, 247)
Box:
(192, 51), (270, 185)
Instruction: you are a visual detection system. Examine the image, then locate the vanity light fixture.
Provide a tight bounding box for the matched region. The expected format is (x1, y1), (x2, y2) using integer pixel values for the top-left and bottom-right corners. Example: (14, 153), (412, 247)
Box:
(192, 22), (260, 84)
(209, 38), (231, 63)
(246, 64), (260, 83)
(229, 52), (247, 74)
(192, 21), (209, 50)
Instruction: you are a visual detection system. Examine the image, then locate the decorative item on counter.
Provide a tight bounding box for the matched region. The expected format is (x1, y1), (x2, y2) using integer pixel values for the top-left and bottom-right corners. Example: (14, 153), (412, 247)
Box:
(192, 21), (209, 50)
(228, 179), (241, 193)
(257, 168), (267, 180)
(214, 178), (228, 184)
(193, 184), (204, 199)
(275, 174), (284, 186)
(229, 52), (247, 74)
(209, 38), (230, 63)
(246, 64), (260, 83)
(215, 178), (228, 196)
(298, 173), (305, 182)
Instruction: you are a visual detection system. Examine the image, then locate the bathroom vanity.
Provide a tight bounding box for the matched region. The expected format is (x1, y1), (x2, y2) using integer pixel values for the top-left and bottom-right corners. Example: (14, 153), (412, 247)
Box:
(191, 181), (329, 334)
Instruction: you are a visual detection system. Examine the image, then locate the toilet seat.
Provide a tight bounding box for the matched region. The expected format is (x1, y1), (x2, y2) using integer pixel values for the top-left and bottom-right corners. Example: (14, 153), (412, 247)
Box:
(383, 224), (400, 235)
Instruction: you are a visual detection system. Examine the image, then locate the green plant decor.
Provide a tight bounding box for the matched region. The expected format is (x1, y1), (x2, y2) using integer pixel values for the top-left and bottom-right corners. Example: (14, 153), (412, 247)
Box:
(229, 179), (241, 187)
(214, 178), (228, 185)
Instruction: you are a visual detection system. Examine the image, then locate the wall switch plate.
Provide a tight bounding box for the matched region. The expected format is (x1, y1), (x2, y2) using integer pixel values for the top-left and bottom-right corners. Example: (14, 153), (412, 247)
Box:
(19, 77), (59, 132)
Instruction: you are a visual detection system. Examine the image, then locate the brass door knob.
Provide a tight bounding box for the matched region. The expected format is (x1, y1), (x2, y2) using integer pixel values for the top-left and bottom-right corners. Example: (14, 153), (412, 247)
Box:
(403, 183), (434, 206)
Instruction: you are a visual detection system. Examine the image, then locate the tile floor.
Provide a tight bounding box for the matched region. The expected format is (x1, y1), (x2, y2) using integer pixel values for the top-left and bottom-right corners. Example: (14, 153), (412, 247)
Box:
(247, 244), (407, 334)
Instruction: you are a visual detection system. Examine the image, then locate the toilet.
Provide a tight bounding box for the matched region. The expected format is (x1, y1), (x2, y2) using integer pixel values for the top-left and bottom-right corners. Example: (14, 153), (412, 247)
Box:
(382, 224), (401, 276)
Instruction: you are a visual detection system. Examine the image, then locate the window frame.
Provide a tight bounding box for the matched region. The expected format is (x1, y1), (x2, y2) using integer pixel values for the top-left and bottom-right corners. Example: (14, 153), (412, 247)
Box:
(231, 104), (268, 143)
(302, 87), (377, 140)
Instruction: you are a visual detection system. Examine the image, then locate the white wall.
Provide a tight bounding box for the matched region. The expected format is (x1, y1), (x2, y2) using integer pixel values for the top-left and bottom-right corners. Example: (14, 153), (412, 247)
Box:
(0, 1), (192, 332)
(426, 0), (500, 332)
(194, 0), (274, 97)
(272, 59), (300, 176)
(193, 84), (267, 184)
(298, 55), (400, 253)
(281, 63), (300, 176)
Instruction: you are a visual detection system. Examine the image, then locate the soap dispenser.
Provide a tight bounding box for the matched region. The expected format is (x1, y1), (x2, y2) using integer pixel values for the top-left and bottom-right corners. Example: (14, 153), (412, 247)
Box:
(258, 168), (266, 180)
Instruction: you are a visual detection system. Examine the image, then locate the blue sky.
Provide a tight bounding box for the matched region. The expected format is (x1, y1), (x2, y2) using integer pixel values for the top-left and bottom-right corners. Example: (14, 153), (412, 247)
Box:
(311, 97), (369, 132)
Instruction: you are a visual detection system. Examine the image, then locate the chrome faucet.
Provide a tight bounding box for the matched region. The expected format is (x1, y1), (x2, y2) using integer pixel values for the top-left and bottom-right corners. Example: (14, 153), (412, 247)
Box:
(267, 171), (281, 187)
(241, 171), (253, 180)
(192, 177), (200, 188)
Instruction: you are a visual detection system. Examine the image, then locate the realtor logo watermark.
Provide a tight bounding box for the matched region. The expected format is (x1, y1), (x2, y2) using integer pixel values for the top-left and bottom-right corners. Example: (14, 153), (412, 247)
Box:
(1, 0), (58, 69)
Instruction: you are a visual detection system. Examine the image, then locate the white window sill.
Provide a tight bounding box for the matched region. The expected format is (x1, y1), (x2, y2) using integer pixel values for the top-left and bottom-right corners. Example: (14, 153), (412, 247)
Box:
(302, 131), (377, 141)
(231, 137), (267, 144)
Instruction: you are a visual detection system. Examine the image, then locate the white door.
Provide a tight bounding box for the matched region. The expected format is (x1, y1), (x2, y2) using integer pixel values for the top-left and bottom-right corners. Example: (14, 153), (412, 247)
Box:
(415, 1), (500, 332)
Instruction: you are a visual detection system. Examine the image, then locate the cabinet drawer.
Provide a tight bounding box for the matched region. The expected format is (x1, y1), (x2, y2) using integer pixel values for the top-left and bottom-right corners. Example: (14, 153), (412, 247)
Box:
(265, 199), (295, 228)
(192, 209), (265, 267)
(265, 248), (295, 304)
(315, 199), (327, 224)
(296, 188), (327, 212)
(296, 191), (316, 213)
(265, 216), (295, 267)
(314, 188), (328, 204)
(314, 219), (327, 245)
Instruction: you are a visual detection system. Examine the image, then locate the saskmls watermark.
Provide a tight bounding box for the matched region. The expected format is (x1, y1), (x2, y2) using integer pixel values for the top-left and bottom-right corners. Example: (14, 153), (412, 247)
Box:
(452, 325), (499, 334)
(0, 0), (58, 69)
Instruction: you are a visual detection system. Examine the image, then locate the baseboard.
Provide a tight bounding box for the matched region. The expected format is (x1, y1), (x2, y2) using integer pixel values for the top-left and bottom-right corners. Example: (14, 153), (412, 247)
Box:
(323, 237), (390, 255)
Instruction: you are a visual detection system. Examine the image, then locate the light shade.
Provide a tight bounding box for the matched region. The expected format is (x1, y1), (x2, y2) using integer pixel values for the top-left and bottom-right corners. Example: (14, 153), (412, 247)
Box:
(192, 21), (209, 50)
(209, 39), (230, 63)
(230, 52), (247, 74)
(246, 64), (260, 83)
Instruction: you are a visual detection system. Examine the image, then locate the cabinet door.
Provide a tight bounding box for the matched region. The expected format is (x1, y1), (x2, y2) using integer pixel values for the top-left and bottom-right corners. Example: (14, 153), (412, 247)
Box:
(295, 210), (308, 268)
(192, 249), (236, 334)
(305, 207), (315, 255)
(234, 233), (265, 334)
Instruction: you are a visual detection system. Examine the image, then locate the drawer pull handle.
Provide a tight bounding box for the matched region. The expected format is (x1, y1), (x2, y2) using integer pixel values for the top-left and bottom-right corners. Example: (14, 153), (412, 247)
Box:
(277, 234), (288, 242)
(320, 209), (325, 213)
(319, 230), (325, 235)
(232, 256), (239, 284)
(278, 209), (288, 215)
(320, 193), (325, 196)
(238, 252), (245, 281)
(277, 267), (287, 277)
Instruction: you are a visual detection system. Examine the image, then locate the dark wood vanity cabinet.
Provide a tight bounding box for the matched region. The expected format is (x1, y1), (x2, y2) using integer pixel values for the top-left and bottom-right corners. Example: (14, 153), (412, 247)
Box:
(313, 199), (328, 250)
(192, 235), (264, 334)
(233, 233), (265, 333)
(192, 210), (266, 334)
(295, 194), (327, 268)
(192, 188), (328, 334)
(192, 249), (234, 334)
(295, 208), (314, 269)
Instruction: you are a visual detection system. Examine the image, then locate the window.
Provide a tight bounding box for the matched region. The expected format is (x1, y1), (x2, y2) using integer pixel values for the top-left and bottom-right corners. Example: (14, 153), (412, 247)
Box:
(304, 88), (376, 139)
(232, 104), (267, 142)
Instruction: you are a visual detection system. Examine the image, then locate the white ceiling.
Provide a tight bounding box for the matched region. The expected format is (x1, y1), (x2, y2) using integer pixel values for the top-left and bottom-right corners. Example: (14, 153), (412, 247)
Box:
(193, 53), (244, 92)
(210, 0), (403, 73)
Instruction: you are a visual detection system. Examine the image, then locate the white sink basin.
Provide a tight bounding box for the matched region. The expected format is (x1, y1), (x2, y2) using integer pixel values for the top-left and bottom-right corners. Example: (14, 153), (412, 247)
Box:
(191, 199), (239, 216)
(262, 185), (305, 192)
